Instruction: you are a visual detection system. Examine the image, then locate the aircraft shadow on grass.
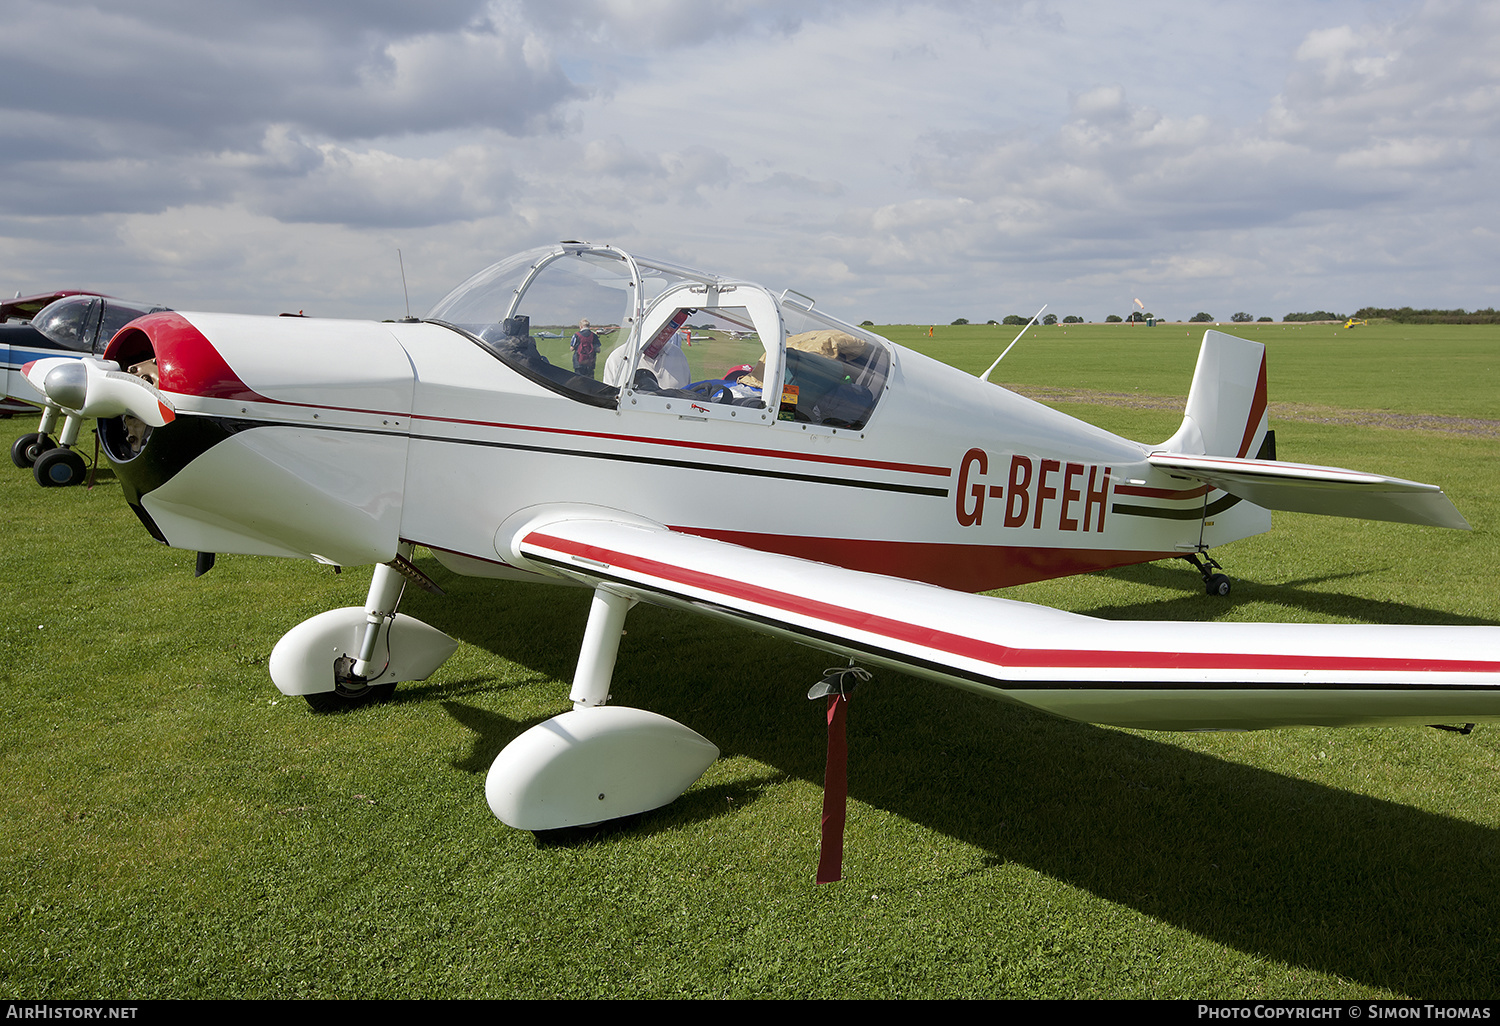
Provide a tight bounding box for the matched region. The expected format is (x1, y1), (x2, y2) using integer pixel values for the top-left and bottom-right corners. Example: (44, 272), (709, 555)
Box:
(1092, 562), (1500, 628)
(395, 557), (1500, 997)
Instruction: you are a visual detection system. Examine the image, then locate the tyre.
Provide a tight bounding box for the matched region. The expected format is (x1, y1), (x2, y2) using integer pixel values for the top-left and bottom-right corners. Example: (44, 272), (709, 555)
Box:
(33, 446), (86, 487)
(11, 432), (52, 468)
(304, 681), (397, 713)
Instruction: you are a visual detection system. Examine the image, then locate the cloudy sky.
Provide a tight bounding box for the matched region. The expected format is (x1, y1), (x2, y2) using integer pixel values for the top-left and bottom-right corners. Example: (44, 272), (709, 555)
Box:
(2, 0), (1495, 324)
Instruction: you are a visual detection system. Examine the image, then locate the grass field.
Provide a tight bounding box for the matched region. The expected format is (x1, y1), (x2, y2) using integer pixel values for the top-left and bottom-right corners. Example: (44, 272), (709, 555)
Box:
(2, 322), (1498, 999)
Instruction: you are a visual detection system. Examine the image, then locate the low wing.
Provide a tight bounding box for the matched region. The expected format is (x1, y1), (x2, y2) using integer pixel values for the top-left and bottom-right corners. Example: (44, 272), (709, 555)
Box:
(501, 507), (1500, 731)
(1147, 452), (1470, 530)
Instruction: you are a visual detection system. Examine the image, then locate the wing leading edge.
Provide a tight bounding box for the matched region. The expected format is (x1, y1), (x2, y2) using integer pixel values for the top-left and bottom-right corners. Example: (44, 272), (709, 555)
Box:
(500, 507), (1500, 731)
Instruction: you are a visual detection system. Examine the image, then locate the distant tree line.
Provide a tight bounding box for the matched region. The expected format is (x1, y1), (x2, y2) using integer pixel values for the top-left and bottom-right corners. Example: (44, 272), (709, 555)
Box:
(1283, 311), (1345, 322)
(934, 315), (1090, 325)
(856, 308), (1496, 329)
(1353, 306), (1500, 324)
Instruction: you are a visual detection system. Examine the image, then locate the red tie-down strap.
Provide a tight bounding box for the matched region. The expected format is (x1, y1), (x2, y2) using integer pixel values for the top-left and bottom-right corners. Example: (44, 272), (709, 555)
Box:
(811, 666), (870, 884)
(817, 692), (849, 884)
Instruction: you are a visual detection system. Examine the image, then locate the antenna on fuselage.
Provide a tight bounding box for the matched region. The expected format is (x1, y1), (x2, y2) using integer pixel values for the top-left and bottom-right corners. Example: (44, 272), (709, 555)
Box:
(979, 303), (1046, 382)
(398, 249), (413, 321)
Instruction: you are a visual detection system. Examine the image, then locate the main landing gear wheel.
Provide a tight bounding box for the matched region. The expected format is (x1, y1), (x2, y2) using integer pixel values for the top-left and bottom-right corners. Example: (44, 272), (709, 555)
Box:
(32, 446), (85, 487)
(303, 656), (398, 713)
(1182, 552), (1233, 598)
(304, 680), (397, 713)
(11, 432), (54, 469)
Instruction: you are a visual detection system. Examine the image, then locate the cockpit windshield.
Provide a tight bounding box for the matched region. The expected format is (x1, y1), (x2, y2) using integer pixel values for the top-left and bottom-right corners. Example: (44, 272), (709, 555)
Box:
(426, 245), (640, 405)
(425, 242), (891, 430)
(775, 300), (891, 431)
(33, 296), (170, 354)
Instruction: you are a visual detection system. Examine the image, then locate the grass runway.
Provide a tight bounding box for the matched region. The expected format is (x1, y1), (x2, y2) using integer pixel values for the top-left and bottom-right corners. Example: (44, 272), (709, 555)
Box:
(2, 321), (1498, 999)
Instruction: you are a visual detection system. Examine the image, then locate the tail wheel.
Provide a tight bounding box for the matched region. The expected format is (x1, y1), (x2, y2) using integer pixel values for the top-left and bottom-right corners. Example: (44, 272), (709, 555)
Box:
(1182, 553), (1233, 598)
(33, 447), (86, 487)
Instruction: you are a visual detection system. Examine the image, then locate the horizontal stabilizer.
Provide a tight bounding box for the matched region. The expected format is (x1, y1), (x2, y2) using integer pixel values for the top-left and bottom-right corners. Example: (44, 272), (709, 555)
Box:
(1147, 452), (1470, 530)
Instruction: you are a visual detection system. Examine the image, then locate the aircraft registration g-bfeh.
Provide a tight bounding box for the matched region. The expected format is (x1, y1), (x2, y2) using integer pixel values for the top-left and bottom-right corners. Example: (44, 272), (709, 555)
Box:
(24, 240), (1500, 841)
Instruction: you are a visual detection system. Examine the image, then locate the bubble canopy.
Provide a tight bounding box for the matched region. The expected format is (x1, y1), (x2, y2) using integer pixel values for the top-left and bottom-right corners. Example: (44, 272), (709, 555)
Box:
(425, 242), (891, 430)
(33, 295), (170, 355)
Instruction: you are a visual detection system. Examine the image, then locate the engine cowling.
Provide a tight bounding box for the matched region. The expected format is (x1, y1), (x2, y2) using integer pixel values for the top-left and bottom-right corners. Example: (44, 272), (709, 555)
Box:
(97, 311), (418, 566)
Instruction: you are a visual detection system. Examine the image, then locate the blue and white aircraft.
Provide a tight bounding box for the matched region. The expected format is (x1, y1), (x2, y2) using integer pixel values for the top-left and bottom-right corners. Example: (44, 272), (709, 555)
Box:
(4, 293), (168, 485)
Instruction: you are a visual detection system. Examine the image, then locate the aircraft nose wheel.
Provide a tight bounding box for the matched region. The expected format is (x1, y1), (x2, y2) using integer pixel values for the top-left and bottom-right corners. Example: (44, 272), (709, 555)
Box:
(32, 447), (86, 487)
(11, 432), (55, 469)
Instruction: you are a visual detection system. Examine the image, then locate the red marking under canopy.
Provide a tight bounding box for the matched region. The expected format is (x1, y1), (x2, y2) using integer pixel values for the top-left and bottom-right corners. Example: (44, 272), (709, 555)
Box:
(412, 413), (952, 478)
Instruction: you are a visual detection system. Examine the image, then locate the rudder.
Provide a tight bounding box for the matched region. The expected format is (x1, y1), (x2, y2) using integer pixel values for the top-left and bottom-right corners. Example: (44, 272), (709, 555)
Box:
(1158, 330), (1268, 458)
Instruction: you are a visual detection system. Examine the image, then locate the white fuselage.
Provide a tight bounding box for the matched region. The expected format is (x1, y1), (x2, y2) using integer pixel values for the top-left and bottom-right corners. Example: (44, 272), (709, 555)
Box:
(127, 313), (1263, 592)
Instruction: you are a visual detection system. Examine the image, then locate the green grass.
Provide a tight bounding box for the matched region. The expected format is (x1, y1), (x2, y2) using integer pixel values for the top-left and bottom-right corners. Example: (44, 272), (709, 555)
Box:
(2, 325), (1499, 999)
(530, 328), (768, 385)
(882, 320), (1500, 419)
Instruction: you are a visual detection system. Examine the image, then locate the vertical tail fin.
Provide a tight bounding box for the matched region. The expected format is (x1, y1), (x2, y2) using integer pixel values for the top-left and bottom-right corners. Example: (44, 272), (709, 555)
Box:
(1158, 330), (1268, 458)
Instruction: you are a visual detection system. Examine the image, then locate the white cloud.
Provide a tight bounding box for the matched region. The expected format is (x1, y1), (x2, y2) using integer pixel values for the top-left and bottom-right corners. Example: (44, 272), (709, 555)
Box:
(242, 137), (516, 228)
(1, 0), (1497, 324)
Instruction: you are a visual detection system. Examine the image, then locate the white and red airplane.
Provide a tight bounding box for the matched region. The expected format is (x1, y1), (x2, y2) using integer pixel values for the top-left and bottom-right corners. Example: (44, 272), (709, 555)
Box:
(21, 241), (1499, 837)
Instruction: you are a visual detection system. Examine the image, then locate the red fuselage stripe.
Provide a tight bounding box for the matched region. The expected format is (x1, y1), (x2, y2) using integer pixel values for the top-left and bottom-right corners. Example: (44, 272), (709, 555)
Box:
(409, 414), (952, 477)
(134, 313), (951, 479)
(1113, 483), (1209, 500)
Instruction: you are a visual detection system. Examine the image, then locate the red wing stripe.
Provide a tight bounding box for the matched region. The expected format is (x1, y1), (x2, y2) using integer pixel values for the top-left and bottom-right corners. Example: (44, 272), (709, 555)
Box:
(525, 531), (1500, 677)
